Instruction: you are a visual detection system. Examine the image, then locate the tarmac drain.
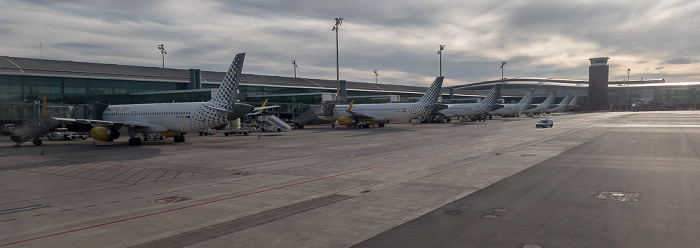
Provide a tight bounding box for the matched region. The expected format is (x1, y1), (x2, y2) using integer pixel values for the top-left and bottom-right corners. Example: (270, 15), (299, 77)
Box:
(483, 214), (498, 219)
(493, 208), (508, 212)
(444, 210), (461, 216)
(360, 190), (371, 194)
(595, 191), (639, 202)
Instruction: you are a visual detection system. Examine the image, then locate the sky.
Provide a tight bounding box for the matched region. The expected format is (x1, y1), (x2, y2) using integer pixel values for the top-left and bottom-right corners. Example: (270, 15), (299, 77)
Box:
(1, 0), (699, 87)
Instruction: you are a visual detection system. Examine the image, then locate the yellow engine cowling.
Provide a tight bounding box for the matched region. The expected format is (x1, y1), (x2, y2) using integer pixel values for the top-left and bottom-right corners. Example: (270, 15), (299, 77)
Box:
(89, 126), (119, 142)
(338, 117), (354, 126)
(160, 132), (179, 137)
(366, 121), (378, 125)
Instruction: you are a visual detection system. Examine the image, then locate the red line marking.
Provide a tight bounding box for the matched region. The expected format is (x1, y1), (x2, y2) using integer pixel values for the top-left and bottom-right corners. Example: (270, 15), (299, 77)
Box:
(131, 169), (157, 185)
(53, 163), (91, 176)
(70, 163), (104, 178)
(0, 130), (543, 247)
(94, 166), (123, 180)
(119, 168), (146, 183)
(81, 165), (115, 179)
(152, 170), (169, 182)
(47, 164), (81, 175)
(172, 171), (182, 179)
(105, 167), (134, 181)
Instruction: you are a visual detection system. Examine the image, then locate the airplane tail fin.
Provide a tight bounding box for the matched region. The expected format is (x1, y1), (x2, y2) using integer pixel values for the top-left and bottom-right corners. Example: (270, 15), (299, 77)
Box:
(416, 77), (444, 105)
(516, 88), (535, 107)
(211, 53), (246, 107)
(559, 94), (573, 106)
(481, 83), (503, 106)
(542, 91), (557, 106)
(568, 96), (578, 107)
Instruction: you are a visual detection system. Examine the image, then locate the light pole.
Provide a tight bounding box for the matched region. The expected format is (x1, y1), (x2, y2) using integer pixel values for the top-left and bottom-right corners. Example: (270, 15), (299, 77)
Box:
(292, 60), (298, 78)
(158, 44), (167, 68)
(438, 45), (445, 77)
(373, 70), (378, 84)
(500, 61), (506, 83)
(626, 68), (630, 111)
(332, 17), (343, 97)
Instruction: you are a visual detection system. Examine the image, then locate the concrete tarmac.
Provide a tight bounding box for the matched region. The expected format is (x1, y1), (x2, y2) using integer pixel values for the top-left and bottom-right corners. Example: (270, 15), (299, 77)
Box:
(1, 111), (698, 247)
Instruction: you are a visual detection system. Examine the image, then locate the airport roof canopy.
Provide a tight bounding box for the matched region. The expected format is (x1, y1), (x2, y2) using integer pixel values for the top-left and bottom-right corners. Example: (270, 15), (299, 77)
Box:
(0, 56), (474, 97)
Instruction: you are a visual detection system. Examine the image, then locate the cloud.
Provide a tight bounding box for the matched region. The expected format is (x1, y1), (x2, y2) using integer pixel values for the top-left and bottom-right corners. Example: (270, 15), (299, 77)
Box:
(664, 57), (696, 64)
(1, 0), (699, 87)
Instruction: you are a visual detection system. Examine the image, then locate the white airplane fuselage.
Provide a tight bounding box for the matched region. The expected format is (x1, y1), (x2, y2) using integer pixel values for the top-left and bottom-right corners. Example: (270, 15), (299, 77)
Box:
(102, 102), (233, 133)
(329, 103), (426, 121)
(489, 104), (525, 116)
(439, 104), (491, 118)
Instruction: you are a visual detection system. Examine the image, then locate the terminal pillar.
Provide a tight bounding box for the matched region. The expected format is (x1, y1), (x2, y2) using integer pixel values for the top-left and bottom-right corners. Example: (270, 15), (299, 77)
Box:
(588, 57), (609, 110)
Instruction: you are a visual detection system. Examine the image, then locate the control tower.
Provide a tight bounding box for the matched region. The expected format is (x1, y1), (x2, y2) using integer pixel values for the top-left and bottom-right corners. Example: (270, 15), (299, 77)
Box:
(588, 57), (609, 110)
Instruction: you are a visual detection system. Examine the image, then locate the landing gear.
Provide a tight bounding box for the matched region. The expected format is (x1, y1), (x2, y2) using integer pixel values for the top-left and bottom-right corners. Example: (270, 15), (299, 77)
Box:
(128, 137), (142, 146)
(174, 135), (185, 143)
(378, 123), (385, 127)
(32, 138), (42, 146)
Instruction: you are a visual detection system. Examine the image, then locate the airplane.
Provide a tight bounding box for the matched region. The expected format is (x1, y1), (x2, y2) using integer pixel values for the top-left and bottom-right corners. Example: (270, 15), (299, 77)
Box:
(488, 88), (536, 117)
(566, 96), (579, 110)
(437, 83), (503, 121)
(318, 77), (444, 128)
(521, 91), (557, 116)
(544, 94), (573, 113)
(54, 52), (264, 146)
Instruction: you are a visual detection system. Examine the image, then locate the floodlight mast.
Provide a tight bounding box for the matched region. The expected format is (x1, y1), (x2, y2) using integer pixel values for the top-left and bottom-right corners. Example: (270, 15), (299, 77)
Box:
(373, 70), (378, 84)
(158, 44), (167, 68)
(500, 61), (506, 83)
(332, 17), (343, 101)
(292, 60), (298, 78)
(438, 45), (445, 77)
(627, 68), (630, 111)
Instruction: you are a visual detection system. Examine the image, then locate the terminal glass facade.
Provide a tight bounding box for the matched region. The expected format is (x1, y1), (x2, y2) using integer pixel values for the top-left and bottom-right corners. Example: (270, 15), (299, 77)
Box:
(0, 75), (188, 105)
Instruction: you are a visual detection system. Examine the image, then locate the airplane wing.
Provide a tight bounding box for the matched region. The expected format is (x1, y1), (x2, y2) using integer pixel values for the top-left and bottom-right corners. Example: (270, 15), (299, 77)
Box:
(53, 117), (122, 128)
(52, 117), (167, 132)
(426, 103), (448, 114)
(248, 105), (280, 116)
(344, 101), (386, 121)
(346, 110), (386, 121)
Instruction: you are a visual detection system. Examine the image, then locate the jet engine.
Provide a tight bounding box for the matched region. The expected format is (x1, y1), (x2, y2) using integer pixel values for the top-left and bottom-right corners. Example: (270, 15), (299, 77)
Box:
(89, 126), (120, 142)
(338, 117), (354, 126)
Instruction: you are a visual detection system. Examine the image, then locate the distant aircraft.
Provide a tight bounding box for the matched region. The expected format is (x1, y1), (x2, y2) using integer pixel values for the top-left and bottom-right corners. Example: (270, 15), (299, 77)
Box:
(319, 77), (444, 128)
(488, 88), (536, 117)
(545, 94), (573, 113)
(521, 91), (557, 115)
(566, 96), (579, 110)
(437, 84), (503, 120)
(55, 53), (267, 146)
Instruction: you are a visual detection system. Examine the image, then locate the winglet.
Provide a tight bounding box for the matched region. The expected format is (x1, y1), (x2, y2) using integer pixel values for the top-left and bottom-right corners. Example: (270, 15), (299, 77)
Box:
(257, 99), (268, 113)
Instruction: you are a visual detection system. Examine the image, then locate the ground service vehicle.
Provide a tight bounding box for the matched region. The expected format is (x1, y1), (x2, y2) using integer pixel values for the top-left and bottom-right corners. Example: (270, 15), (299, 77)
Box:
(536, 119), (554, 128)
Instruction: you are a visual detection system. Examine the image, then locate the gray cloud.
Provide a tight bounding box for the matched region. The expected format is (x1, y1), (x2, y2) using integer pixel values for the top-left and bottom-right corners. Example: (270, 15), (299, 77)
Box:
(664, 57), (696, 64)
(1, 0), (699, 86)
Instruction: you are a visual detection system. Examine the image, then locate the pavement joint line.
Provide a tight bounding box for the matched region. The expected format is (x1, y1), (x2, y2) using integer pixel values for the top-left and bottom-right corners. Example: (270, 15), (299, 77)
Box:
(0, 123), (605, 248)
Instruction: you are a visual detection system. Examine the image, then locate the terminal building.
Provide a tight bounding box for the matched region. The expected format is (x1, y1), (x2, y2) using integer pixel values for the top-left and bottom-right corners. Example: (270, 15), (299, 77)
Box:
(1, 55), (699, 124)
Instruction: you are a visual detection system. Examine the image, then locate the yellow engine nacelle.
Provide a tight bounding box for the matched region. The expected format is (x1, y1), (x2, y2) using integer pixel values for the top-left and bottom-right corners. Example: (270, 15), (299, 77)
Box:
(366, 121), (378, 125)
(90, 126), (119, 142)
(160, 132), (179, 137)
(338, 117), (354, 126)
